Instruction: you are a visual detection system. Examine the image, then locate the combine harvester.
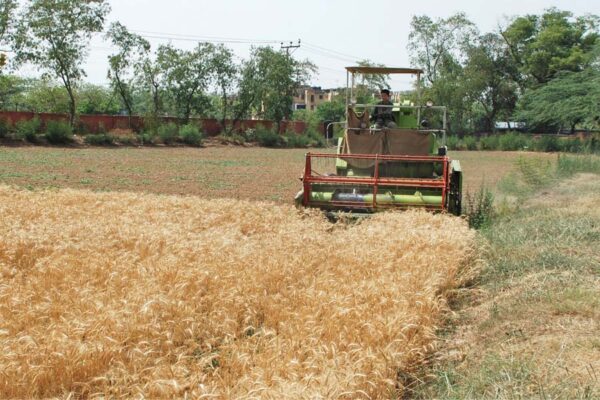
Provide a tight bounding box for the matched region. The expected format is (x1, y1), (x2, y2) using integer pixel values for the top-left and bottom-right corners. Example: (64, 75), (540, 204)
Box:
(296, 66), (462, 217)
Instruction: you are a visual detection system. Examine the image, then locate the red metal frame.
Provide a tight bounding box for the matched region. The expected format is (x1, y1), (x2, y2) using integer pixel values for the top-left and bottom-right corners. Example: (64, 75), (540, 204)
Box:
(302, 152), (450, 211)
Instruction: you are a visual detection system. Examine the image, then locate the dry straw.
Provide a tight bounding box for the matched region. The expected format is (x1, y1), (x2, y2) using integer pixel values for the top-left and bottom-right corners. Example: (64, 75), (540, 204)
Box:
(0, 186), (474, 399)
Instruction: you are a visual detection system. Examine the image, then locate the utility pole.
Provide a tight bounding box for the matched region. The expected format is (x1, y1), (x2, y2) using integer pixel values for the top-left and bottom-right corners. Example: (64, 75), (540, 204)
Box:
(280, 39), (301, 55)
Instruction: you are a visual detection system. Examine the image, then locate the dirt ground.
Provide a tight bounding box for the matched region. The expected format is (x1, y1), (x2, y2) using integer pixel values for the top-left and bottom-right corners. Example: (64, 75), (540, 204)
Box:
(0, 146), (555, 201)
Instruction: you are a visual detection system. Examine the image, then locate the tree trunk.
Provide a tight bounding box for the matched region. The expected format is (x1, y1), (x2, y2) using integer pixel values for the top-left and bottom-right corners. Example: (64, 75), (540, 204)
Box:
(66, 85), (76, 128)
(221, 86), (228, 135)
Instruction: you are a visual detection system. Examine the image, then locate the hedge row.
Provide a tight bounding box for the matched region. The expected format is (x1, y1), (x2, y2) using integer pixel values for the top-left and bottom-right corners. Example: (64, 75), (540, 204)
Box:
(446, 132), (600, 154)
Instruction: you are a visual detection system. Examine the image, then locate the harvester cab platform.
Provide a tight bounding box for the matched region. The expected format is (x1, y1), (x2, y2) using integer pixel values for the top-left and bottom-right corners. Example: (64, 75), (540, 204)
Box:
(295, 66), (462, 216)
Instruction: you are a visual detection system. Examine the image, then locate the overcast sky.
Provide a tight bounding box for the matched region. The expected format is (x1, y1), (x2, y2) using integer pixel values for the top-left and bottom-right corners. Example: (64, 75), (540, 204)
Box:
(14, 0), (600, 90)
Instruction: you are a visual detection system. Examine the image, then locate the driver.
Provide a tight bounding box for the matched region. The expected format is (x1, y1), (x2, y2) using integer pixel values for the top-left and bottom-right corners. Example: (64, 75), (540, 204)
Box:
(371, 89), (397, 129)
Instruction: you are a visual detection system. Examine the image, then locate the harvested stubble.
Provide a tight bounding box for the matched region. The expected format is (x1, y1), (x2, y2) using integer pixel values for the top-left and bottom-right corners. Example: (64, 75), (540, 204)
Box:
(0, 186), (474, 399)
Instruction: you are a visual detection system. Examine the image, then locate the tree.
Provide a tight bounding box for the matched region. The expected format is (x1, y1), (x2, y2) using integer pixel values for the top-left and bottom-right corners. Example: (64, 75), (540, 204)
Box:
(106, 22), (150, 125)
(22, 78), (71, 113)
(0, 74), (27, 110)
(158, 43), (214, 123)
(12, 0), (110, 126)
(462, 33), (519, 132)
(315, 95), (345, 122)
(137, 50), (165, 119)
(501, 8), (600, 87)
(355, 59), (390, 90)
(209, 44), (237, 132)
(516, 68), (600, 133)
(77, 83), (119, 115)
(0, 0), (16, 70)
(408, 13), (477, 85)
(235, 46), (315, 131)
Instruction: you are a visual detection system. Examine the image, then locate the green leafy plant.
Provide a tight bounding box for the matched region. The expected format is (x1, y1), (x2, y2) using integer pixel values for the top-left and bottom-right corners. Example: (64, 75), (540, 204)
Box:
(255, 126), (283, 147)
(480, 134), (499, 150)
(84, 133), (114, 145)
(15, 117), (41, 142)
(157, 122), (178, 144)
(465, 186), (494, 229)
(179, 124), (203, 146)
(0, 118), (9, 138)
(498, 132), (531, 151)
(45, 120), (73, 144)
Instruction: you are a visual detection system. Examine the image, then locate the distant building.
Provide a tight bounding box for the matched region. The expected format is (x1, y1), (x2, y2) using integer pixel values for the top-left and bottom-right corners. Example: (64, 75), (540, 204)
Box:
(293, 86), (340, 111)
(495, 121), (526, 131)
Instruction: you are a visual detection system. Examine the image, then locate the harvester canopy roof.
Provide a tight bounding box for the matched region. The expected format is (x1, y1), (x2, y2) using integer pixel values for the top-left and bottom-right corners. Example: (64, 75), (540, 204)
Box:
(345, 66), (423, 75)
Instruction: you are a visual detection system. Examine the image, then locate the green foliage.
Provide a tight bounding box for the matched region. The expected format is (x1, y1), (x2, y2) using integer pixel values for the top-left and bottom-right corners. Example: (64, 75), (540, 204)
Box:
(502, 9), (599, 86)
(516, 69), (600, 132)
(15, 117), (41, 142)
(139, 131), (157, 145)
(498, 132), (531, 151)
(408, 13), (477, 85)
(157, 122), (178, 144)
(255, 126), (283, 148)
(0, 118), (9, 138)
(77, 83), (120, 115)
(315, 99), (345, 122)
(533, 135), (561, 152)
(179, 123), (203, 146)
(0, 1), (16, 70)
(23, 79), (71, 113)
(84, 133), (114, 145)
(234, 46), (315, 124)
(105, 22), (150, 120)
(44, 120), (72, 144)
(12, 0), (111, 125)
(446, 135), (460, 150)
(211, 44), (237, 127)
(157, 43), (214, 122)
(282, 133), (311, 148)
(516, 156), (554, 187)
(480, 134), (499, 150)
(465, 186), (495, 229)
(462, 135), (478, 150)
(556, 154), (600, 177)
(463, 33), (519, 132)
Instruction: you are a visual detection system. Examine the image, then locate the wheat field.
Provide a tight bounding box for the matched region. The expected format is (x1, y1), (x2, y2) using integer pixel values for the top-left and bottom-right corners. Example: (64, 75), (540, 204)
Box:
(0, 186), (475, 399)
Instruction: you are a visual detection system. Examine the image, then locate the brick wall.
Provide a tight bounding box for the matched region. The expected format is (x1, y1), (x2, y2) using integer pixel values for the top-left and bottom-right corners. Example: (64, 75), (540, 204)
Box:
(0, 112), (309, 136)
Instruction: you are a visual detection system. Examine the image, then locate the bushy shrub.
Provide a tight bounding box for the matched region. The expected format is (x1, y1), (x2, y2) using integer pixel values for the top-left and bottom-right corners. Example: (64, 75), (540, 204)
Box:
(498, 132), (531, 151)
(230, 133), (246, 145)
(559, 138), (583, 153)
(179, 124), (203, 146)
(462, 135), (478, 150)
(480, 135), (499, 150)
(256, 127), (283, 147)
(465, 186), (495, 229)
(283, 133), (311, 148)
(582, 134), (600, 154)
(533, 135), (561, 152)
(139, 131), (157, 145)
(243, 128), (257, 143)
(84, 134), (114, 145)
(305, 127), (326, 147)
(446, 135), (460, 150)
(16, 117), (42, 142)
(0, 118), (9, 138)
(157, 123), (178, 144)
(45, 120), (73, 144)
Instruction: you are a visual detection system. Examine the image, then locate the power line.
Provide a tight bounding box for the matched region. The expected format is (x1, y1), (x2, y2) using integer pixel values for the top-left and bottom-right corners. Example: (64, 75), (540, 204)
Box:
(303, 42), (363, 61)
(130, 29), (282, 45)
